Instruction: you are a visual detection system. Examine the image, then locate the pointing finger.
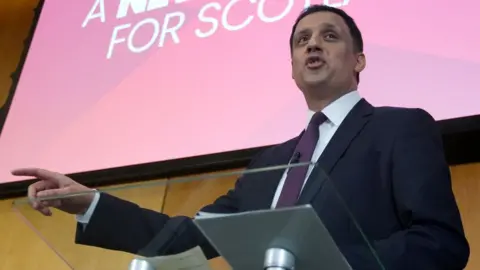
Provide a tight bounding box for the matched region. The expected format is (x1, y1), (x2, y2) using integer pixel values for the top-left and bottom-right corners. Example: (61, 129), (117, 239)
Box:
(12, 168), (66, 184)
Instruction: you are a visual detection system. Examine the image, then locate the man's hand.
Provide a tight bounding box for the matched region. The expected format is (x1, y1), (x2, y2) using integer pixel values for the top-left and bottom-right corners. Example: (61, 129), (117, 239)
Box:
(11, 168), (95, 216)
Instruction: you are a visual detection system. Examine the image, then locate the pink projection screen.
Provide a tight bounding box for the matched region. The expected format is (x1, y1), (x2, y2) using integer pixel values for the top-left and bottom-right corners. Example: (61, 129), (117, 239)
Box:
(1, 0), (479, 183)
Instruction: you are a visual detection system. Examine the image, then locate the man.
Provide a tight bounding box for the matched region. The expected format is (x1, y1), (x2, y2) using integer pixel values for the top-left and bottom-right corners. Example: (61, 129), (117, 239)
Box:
(13, 5), (469, 270)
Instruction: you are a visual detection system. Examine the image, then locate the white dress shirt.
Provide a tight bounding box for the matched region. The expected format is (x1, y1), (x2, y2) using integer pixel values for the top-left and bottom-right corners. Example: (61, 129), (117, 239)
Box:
(76, 91), (362, 224)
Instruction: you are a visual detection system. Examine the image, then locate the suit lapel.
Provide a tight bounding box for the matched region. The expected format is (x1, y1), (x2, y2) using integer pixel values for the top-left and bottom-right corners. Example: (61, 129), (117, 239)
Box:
(297, 99), (374, 204)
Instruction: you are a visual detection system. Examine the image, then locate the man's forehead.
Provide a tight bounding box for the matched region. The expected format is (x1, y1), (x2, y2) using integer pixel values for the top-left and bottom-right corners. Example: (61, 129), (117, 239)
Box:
(294, 12), (346, 33)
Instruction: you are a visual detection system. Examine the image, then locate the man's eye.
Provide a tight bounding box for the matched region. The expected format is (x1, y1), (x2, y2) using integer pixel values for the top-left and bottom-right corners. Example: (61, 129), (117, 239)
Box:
(325, 33), (337, 39)
(298, 36), (309, 43)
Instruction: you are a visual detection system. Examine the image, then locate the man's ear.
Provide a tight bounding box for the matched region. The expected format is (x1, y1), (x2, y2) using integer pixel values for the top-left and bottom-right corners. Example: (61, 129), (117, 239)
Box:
(355, 52), (366, 73)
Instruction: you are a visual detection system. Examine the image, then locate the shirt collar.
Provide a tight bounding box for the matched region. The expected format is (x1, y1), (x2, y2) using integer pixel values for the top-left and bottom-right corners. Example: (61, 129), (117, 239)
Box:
(306, 91), (362, 128)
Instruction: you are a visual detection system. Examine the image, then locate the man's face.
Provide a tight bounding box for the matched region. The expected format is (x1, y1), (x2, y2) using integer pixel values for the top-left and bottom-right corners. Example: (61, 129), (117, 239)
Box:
(291, 11), (365, 95)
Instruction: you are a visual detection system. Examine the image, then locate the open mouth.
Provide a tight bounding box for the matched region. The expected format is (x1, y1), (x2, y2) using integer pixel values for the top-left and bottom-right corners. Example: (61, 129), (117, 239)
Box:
(305, 56), (324, 69)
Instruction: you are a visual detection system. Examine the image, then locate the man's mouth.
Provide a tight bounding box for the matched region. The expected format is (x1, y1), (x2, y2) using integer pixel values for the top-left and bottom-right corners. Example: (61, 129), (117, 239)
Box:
(305, 56), (324, 69)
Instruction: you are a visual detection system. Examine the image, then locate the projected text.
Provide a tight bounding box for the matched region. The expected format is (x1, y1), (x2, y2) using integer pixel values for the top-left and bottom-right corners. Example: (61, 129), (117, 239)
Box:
(82, 0), (351, 59)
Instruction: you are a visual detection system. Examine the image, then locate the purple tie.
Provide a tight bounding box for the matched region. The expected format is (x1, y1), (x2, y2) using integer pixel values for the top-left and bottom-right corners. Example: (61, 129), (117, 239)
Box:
(276, 112), (327, 208)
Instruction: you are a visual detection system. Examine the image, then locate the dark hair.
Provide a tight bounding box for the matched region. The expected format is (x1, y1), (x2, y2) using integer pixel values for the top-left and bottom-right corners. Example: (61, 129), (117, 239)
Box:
(289, 5), (363, 82)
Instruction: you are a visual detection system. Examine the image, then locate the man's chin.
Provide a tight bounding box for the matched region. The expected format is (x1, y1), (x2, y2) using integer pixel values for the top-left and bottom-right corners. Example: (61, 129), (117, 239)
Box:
(303, 76), (328, 87)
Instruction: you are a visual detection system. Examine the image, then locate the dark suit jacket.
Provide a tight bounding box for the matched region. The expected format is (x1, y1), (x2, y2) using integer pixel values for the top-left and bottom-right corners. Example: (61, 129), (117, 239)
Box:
(75, 99), (469, 270)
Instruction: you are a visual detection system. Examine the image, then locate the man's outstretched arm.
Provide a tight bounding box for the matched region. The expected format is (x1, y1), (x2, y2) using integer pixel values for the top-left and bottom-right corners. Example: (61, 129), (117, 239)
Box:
(74, 159), (260, 258)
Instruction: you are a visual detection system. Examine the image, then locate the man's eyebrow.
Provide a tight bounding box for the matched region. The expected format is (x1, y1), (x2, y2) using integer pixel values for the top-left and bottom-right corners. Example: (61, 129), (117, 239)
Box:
(294, 22), (341, 38)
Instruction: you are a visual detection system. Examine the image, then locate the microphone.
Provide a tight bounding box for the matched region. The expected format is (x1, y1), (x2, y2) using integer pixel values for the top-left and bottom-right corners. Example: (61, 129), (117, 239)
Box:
(291, 152), (302, 163)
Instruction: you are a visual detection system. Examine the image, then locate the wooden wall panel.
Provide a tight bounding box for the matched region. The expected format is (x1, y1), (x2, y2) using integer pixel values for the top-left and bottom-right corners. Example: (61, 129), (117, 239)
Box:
(451, 163), (480, 269)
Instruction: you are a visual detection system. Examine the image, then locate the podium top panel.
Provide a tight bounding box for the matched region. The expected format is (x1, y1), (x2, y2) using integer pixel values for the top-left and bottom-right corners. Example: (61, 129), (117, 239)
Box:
(194, 204), (354, 270)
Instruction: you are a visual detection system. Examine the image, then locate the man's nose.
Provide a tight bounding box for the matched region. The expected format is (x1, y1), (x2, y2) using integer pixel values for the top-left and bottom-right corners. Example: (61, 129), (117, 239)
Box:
(307, 44), (321, 53)
(306, 37), (322, 53)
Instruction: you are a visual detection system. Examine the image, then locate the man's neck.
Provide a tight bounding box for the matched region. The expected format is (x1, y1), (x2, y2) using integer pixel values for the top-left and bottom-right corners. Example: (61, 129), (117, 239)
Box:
(305, 88), (356, 112)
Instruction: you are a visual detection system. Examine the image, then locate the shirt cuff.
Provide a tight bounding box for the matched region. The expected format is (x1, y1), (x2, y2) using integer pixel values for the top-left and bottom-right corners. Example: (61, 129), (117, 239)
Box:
(76, 191), (100, 224)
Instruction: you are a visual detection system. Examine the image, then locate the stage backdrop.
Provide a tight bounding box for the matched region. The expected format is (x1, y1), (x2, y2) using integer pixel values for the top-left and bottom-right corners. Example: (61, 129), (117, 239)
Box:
(1, 0), (479, 183)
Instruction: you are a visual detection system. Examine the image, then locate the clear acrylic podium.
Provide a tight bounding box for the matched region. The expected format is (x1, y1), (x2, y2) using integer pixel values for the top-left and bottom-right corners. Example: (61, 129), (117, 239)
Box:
(12, 162), (385, 270)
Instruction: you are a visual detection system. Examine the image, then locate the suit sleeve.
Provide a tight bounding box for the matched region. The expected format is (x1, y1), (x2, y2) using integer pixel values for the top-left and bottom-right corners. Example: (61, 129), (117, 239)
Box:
(75, 153), (263, 258)
(370, 109), (470, 270)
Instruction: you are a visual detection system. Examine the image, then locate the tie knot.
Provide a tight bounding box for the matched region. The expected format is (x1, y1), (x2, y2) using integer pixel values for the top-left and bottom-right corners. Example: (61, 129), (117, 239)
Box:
(309, 112), (327, 128)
